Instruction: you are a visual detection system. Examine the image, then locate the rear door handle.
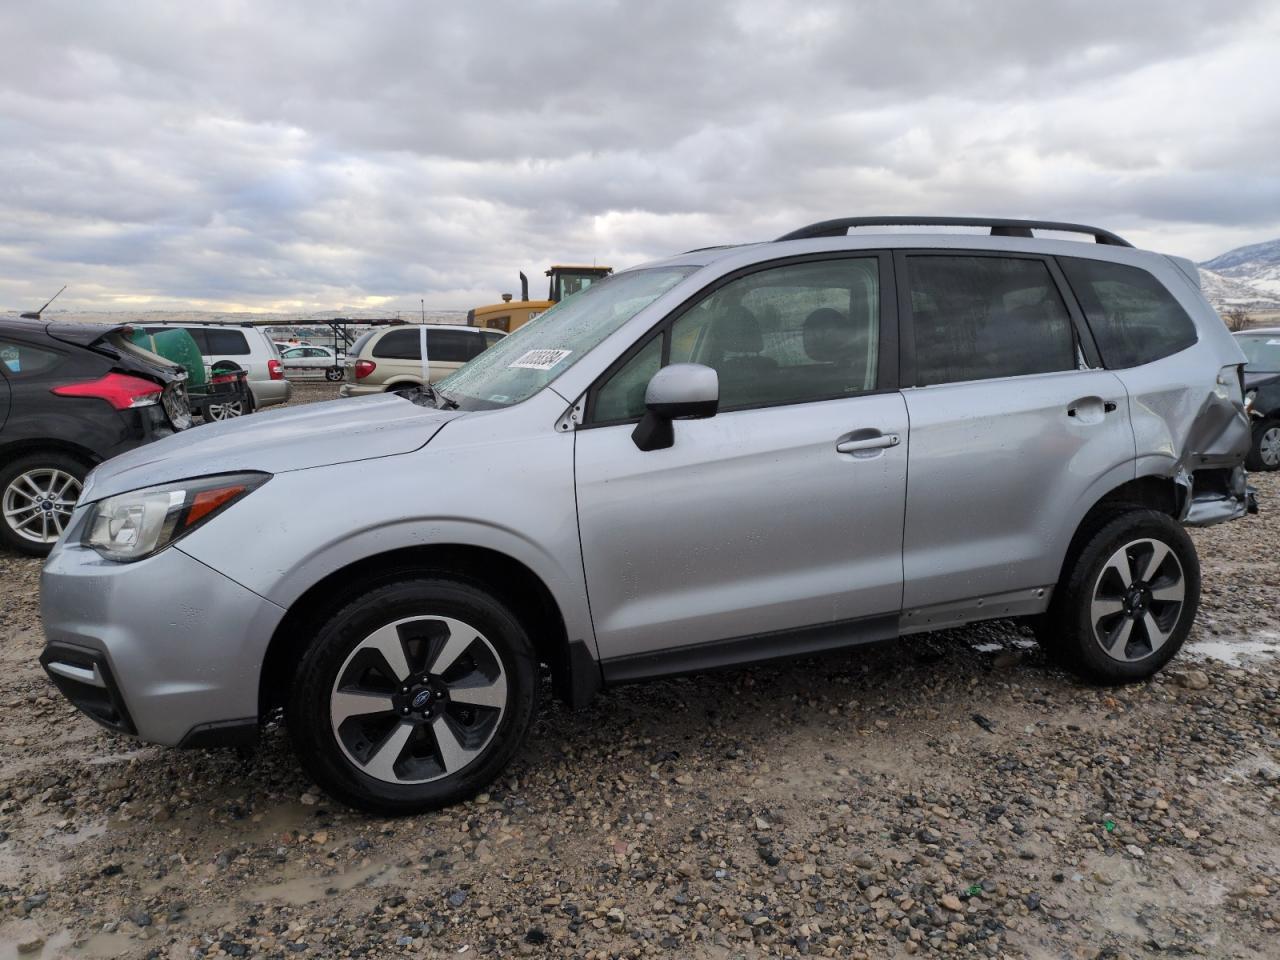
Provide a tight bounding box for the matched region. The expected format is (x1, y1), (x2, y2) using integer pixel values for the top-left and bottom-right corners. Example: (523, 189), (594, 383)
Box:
(836, 434), (900, 453)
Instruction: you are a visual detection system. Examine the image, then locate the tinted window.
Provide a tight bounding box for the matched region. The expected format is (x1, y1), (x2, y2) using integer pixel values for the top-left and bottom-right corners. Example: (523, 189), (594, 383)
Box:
(372, 328), (421, 360)
(907, 256), (1075, 386)
(198, 328), (250, 355)
(427, 329), (481, 363)
(483, 331), (505, 350)
(590, 258), (880, 420)
(1059, 258), (1198, 368)
(0, 339), (62, 377)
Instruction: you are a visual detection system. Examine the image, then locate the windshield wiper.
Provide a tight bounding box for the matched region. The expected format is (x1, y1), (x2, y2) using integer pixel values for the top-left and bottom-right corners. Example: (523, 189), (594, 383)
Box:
(433, 387), (460, 410)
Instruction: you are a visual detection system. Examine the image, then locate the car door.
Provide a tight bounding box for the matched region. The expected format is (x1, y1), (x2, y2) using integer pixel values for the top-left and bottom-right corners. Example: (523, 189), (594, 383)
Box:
(895, 251), (1134, 626)
(574, 253), (908, 678)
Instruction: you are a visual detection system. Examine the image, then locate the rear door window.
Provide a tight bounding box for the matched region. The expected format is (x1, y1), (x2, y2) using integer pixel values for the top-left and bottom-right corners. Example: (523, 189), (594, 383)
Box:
(371, 329), (421, 360)
(905, 255), (1076, 386)
(1058, 258), (1198, 368)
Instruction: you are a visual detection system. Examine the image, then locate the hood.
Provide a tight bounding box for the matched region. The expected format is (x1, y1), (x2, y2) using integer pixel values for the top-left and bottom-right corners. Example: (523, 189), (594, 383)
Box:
(81, 394), (462, 502)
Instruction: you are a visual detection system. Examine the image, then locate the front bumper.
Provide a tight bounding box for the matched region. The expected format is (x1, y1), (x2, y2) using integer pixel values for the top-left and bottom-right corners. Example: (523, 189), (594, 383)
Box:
(338, 382), (382, 398)
(40, 535), (286, 746)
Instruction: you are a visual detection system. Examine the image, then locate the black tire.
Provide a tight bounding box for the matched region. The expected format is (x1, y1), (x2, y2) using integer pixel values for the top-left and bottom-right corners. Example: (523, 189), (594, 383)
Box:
(1040, 509), (1199, 683)
(324, 367), (343, 382)
(287, 578), (539, 815)
(0, 451), (88, 557)
(1245, 419), (1280, 471)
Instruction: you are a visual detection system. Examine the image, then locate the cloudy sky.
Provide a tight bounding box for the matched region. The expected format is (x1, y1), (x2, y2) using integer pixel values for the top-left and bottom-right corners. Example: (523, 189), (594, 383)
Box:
(2, 0), (1279, 314)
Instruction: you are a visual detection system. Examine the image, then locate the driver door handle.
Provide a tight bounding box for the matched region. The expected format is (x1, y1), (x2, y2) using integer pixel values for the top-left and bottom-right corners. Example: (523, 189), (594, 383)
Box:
(836, 434), (900, 453)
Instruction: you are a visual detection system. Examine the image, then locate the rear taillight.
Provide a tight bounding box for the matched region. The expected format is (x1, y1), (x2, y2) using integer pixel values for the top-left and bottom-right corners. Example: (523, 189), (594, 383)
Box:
(355, 360), (376, 380)
(51, 373), (163, 410)
(268, 359), (284, 380)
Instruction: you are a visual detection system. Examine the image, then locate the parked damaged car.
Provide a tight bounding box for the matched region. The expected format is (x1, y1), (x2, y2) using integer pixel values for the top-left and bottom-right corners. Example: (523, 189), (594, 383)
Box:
(1235, 328), (1280, 470)
(1, 318), (191, 556)
(40, 217), (1254, 814)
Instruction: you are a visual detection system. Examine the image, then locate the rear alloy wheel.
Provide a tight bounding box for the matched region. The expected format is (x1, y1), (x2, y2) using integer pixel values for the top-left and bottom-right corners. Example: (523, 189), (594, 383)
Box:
(325, 367), (344, 382)
(1044, 509), (1199, 683)
(288, 578), (538, 814)
(0, 453), (86, 557)
(1246, 420), (1280, 471)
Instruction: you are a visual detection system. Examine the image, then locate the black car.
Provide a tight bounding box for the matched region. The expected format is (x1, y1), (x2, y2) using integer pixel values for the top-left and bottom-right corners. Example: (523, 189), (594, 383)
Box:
(0, 318), (191, 556)
(1235, 328), (1280, 471)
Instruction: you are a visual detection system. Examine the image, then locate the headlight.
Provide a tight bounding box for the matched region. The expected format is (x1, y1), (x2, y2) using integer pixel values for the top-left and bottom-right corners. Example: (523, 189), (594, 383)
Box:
(83, 472), (269, 562)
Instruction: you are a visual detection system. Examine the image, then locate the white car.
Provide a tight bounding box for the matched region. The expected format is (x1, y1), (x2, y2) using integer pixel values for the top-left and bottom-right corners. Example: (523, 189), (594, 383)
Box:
(143, 323), (291, 411)
(280, 345), (343, 381)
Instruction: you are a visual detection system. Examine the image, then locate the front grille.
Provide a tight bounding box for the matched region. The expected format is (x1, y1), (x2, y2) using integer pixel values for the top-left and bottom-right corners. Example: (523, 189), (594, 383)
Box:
(39, 643), (136, 735)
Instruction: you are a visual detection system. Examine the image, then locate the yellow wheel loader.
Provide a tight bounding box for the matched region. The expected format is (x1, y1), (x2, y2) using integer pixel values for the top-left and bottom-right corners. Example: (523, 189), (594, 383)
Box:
(468, 265), (613, 333)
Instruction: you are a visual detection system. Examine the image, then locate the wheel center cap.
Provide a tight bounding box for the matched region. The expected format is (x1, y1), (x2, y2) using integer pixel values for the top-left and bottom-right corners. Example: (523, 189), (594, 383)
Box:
(40, 500), (53, 511)
(411, 689), (433, 710)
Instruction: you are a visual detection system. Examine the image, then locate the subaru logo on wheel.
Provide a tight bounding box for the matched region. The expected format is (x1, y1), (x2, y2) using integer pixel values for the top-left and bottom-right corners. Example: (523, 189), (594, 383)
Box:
(411, 690), (432, 709)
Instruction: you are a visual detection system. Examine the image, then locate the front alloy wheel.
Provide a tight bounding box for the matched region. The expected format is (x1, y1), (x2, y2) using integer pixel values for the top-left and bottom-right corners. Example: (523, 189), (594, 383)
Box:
(330, 616), (508, 785)
(287, 578), (538, 814)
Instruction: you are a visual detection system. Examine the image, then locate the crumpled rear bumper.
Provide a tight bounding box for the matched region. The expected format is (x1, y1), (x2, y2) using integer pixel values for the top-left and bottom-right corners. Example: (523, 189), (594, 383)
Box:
(1180, 465), (1258, 527)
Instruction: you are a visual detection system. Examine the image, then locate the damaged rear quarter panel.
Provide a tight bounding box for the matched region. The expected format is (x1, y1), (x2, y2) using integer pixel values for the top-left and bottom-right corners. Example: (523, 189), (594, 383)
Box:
(1115, 265), (1251, 487)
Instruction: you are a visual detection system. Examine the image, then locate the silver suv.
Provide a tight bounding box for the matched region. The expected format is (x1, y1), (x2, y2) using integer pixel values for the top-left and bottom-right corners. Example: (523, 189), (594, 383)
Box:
(40, 218), (1254, 814)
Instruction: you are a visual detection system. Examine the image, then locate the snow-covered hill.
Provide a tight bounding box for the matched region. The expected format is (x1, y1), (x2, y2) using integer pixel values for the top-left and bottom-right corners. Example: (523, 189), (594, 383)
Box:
(1198, 266), (1280, 309)
(1201, 238), (1280, 299)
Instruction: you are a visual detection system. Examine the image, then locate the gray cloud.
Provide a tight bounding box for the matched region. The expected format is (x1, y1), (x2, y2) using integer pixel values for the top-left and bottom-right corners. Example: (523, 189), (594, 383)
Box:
(1, 0), (1278, 312)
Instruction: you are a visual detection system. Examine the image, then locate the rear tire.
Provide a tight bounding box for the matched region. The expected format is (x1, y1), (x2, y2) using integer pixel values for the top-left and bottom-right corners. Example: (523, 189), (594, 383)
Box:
(1246, 419), (1280, 471)
(0, 452), (87, 557)
(1039, 509), (1199, 684)
(287, 578), (539, 815)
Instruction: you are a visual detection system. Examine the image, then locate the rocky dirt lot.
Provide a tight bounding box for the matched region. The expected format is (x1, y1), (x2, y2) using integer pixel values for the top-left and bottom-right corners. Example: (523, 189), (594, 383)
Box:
(1, 384), (1277, 959)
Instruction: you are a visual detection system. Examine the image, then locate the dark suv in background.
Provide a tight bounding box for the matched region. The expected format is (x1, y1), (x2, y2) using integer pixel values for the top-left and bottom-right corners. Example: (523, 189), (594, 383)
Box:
(1236, 328), (1280, 470)
(0, 318), (191, 556)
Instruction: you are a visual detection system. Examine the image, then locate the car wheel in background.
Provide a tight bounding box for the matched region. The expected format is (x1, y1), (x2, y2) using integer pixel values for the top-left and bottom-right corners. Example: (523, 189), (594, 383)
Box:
(1040, 509), (1200, 684)
(325, 367), (344, 381)
(1246, 420), (1280, 471)
(0, 452), (87, 557)
(205, 400), (246, 421)
(286, 578), (539, 815)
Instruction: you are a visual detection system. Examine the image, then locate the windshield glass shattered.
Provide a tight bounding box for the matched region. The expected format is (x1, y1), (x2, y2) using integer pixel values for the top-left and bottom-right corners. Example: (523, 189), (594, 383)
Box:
(436, 267), (696, 409)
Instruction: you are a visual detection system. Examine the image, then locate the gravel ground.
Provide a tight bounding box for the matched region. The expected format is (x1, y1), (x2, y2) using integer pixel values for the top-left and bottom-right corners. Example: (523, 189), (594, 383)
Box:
(1, 384), (1278, 959)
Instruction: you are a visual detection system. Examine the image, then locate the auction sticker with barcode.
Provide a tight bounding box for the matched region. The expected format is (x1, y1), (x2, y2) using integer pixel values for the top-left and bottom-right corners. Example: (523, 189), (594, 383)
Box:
(509, 349), (572, 370)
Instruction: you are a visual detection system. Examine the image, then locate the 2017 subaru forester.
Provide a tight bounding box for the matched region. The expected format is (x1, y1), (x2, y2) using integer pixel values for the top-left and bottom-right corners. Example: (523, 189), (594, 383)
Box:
(40, 217), (1254, 814)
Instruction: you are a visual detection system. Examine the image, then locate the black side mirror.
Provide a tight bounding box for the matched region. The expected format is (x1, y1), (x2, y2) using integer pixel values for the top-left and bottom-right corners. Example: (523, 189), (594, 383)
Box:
(632, 363), (720, 451)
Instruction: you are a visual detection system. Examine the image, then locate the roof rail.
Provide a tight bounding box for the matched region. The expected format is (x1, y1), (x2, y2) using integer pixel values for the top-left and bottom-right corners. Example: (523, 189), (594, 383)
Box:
(775, 217), (1132, 247)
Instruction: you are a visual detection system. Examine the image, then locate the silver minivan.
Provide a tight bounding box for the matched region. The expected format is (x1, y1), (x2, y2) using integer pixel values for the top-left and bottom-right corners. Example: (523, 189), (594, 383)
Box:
(41, 218), (1254, 814)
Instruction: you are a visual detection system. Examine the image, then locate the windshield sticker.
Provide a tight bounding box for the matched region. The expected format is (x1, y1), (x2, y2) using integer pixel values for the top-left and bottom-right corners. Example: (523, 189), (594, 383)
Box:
(509, 348), (572, 370)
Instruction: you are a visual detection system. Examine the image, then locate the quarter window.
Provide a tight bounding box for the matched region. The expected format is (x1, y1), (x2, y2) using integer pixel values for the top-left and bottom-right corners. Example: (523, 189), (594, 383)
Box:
(906, 256), (1075, 386)
(1059, 258), (1198, 368)
(200, 329), (251, 355)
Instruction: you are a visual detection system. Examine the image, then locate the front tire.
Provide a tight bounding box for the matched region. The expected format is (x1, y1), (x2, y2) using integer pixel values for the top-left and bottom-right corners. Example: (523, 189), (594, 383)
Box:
(287, 578), (539, 815)
(1246, 419), (1280, 471)
(1042, 509), (1200, 684)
